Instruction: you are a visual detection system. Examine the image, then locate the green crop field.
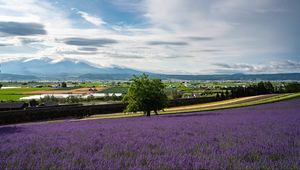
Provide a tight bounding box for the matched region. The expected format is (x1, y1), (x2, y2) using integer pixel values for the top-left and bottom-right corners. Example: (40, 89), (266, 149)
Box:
(0, 94), (31, 101)
(0, 88), (51, 101)
(0, 88), (50, 95)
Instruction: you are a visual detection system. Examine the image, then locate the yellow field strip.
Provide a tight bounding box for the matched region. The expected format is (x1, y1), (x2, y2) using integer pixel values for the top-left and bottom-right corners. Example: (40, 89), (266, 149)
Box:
(165, 95), (272, 111)
(161, 93), (299, 115)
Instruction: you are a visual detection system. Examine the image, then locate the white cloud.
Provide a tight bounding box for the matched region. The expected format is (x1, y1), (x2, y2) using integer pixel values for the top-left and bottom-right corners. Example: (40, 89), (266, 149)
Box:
(77, 11), (106, 26)
(213, 60), (300, 73)
(0, 0), (298, 74)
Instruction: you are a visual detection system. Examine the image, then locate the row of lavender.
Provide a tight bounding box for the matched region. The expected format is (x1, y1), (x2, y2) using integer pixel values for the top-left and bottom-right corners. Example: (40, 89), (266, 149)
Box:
(1, 98), (300, 169)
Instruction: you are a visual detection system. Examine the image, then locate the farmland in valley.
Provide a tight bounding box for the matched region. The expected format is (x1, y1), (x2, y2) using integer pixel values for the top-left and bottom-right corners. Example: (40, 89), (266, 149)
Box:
(1, 98), (299, 169)
(0, 83), (110, 101)
(21, 87), (107, 95)
(0, 87), (52, 101)
(0, 80), (296, 101)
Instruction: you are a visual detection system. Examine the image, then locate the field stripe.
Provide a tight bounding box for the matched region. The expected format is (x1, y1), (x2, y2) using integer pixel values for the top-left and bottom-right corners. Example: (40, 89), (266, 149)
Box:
(161, 93), (300, 115)
(165, 94), (277, 111)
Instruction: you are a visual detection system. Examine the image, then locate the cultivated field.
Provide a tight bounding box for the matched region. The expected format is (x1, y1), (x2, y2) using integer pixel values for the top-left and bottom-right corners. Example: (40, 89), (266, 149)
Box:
(1, 98), (299, 169)
(0, 88), (51, 101)
(22, 87), (107, 95)
(0, 87), (108, 101)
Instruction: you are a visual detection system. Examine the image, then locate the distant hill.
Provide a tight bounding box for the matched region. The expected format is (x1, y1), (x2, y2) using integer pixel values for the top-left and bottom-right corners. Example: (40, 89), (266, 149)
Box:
(78, 74), (134, 80)
(0, 73), (39, 80)
(161, 73), (300, 81)
(1, 72), (299, 81)
(77, 73), (300, 81)
(0, 58), (299, 81)
(0, 58), (142, 77)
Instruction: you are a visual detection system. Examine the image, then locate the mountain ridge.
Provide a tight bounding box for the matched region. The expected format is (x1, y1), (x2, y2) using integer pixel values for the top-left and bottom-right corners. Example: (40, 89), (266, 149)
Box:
(0, 57), (142, 76)
(0, 58), (299, 81)
(0, 72), (300, 81)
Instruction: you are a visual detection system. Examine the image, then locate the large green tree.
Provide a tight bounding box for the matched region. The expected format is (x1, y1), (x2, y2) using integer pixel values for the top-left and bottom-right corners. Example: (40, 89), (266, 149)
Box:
(122, 74), (168, 116)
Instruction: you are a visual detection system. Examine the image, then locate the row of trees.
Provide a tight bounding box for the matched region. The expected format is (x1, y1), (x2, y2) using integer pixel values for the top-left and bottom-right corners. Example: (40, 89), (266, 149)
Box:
(216, 82), (300, 100)
(283, 82), (300, 93)
(228, 82), (274, 98)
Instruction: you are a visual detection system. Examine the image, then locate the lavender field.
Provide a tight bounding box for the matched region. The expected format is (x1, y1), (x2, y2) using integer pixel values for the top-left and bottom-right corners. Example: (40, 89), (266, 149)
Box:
(1, 98), (300, 169)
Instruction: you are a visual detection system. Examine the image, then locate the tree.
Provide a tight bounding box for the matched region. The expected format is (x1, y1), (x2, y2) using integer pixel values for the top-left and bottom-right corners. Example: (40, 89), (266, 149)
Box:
(285, 82), (300, 92)
(221, 92), (226, 100)
(61, 82), (67, 88)
(122, 74), (168, 116)
(216, 93), (221, 100)
(66, 96), (80, 103)
(170, 89), (183, 99)
(257, 82), (267, 95)
(0, 84), (2, 89)
(40, 95), (59, 104)
(225, 90), (229, 99)
(29, 99), (39, 107)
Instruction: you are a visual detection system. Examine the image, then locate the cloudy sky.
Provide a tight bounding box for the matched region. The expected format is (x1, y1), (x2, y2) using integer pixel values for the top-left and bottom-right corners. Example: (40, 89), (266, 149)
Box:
(0, 0), (299, 74)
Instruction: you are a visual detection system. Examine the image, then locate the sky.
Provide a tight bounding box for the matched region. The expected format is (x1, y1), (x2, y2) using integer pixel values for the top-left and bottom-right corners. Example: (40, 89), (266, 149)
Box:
(0, 0), (299, 74)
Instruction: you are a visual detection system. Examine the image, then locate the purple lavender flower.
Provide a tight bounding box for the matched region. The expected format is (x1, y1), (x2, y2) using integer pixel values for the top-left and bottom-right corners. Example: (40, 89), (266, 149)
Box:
(0, 98), (300, 169)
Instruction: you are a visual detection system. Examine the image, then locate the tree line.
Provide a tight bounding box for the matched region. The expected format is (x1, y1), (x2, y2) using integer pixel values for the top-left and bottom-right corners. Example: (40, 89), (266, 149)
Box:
(216, 81), (300, 100)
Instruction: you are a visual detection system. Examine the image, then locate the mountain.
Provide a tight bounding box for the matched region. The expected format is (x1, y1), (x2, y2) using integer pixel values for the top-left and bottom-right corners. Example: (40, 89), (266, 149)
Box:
(0, 73), (39, 80)
(161, 73), (300, 81)
(0, 58), (300, 81)
(78, 73), (300, 81)
(78, 74), (134, 80)
(0, 58), (142, 77)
